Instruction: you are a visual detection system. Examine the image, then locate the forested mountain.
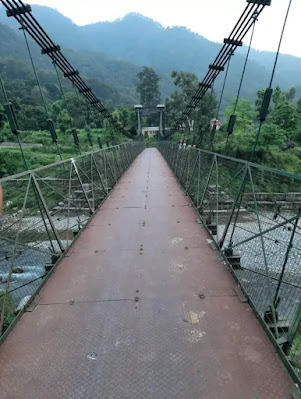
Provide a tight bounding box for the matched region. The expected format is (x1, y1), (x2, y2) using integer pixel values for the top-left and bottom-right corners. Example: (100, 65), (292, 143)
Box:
(0, 22), (142, 105)
(1, 5), (301, 105)
(1, 5), (301, 176)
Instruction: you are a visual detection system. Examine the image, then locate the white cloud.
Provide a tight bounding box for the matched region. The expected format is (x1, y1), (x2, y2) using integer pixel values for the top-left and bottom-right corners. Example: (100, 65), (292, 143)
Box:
(26, 0), (300, 57)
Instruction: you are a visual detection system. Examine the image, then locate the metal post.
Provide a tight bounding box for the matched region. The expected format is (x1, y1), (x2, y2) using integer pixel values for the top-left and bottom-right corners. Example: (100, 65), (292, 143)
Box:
(91, 153), (109, 196)
(186, 151), (200, 194)
(71, 159), (94, 214)
(32, 174), (64, 253)
(219, 166), (248, 248)
(273, 208), (301, 307)
(198, 155), (215, 211)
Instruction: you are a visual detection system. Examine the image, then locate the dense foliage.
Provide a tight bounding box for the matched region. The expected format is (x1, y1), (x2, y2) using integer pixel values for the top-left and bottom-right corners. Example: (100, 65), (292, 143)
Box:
(137, 67), (160, 108)
(166, 71), (217, 144)
(208, 86), (301, 174)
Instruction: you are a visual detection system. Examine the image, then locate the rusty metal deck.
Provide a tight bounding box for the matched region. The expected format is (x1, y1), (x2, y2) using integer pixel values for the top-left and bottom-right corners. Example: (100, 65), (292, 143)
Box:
(0, 149), (295, 398)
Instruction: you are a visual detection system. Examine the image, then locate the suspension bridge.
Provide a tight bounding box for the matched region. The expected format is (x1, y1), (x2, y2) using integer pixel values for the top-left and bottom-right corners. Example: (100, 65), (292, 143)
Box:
(0, 0), (300, 398)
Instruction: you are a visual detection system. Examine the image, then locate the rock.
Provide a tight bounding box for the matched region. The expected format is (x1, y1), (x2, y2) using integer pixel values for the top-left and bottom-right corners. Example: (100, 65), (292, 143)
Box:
(12, 267), (24, 274)
(16, 296), (31, 313)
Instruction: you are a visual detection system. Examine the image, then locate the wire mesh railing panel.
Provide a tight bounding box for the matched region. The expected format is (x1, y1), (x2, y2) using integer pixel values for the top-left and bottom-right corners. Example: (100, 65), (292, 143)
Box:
(158, 141), (301, 381)
(0, 142), (144, 337)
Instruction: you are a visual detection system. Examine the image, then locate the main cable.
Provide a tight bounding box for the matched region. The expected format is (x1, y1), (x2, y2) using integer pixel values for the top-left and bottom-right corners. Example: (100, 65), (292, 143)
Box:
(21, 22), (63, 160)
(167, 1), (270, 137)
(1, 0), (133, 138)
(250, 0), (293, 162)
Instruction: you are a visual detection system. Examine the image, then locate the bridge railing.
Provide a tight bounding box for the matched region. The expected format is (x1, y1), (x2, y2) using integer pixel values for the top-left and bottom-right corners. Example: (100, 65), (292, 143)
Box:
(0, 142), (144, 338)
(158, 141), (301, 380)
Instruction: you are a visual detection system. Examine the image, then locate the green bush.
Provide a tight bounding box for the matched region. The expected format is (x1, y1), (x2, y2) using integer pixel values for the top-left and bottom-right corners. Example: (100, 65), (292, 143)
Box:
(0, 290), (16, 331)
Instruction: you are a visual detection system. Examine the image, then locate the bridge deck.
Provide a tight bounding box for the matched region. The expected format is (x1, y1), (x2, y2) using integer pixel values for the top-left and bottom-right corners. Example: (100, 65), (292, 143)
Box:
(0, 149), (295, 398)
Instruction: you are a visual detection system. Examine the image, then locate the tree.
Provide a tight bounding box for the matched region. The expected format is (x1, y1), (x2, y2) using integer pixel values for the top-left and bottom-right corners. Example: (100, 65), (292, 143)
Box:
(224, 98), (255, 132)
(136, 67), (160, 108)
(271, 92), (298, 137)
(272, 85), (285, 107)
(171, 71), (198, 100)
(57, 109), (72, 133)
(166, 70), (216, 144)
(255, 88), (265, 114)
(31, 85), (50, 104)
(256, 123), (287, 152)
(297, 99), (301, 116)
(286, 87), (296, 102)
(220, 99), (256, 158)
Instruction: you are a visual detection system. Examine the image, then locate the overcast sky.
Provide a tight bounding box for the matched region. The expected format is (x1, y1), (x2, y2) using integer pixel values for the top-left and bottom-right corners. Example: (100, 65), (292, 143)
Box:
(26, 0), (300, 57)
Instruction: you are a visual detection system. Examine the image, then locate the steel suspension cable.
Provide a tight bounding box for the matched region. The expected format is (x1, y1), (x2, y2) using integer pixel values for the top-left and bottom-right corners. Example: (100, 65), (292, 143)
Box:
(53, 60), (81, 155)
(234, 17), (257, 113)
(183, 5), (263, 111)
(1, 0), (133, 138)
(73, 79), (94, 149)
(249, 0), (293, 162)
(210, 53), (234, 151)
(0, 76), (28, 170)
(21, 23), (63, 160)
(269, 0), (293, 88)
(168, 2), (269, 137)
(225, 12), (258, 154)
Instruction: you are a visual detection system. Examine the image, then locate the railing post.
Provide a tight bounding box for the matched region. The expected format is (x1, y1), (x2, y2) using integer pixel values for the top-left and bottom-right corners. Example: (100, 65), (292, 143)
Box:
(219, 166), (248, 249)
(104, 149), (117, 186)
(32, 174), (64, 253)
(91, 153), (109, 196)
(273, 208), (301, 307)
(186, 150), (200, 194)
(72, 158), (94, 214)
(198, 155), (216, 212)
(90, 154), (96, 211)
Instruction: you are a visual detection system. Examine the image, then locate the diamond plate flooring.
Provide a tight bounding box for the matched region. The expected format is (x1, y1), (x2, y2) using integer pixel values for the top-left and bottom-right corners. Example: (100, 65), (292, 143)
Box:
(0, 148), (295, 398)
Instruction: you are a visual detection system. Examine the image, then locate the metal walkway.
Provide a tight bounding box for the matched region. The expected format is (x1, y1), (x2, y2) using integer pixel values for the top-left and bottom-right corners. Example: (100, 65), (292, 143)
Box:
(0, 149), (295, 398)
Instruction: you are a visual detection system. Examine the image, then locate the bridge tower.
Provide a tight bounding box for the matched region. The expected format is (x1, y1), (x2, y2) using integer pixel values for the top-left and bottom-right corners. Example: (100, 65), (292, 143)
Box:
(157, 104), (165, 137)
(134, 104), (143, 136)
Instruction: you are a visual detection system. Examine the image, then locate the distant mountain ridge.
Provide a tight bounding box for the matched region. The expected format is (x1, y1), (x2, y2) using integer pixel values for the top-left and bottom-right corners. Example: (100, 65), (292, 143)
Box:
(1, 5), (301, 105)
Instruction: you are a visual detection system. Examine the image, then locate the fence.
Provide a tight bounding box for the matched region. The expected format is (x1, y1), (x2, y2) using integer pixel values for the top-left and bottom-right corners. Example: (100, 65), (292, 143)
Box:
(0, 142), (144, 337)
(158, 141), (301, 381)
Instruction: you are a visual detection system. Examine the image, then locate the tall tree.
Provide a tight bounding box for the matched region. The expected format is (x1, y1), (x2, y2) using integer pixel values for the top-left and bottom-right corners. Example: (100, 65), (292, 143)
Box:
(270, 86), (298, 137)
(136, 67), (160, 108)
(286, 87), (296, 102)
(224, 98), (255, 132)
(165, 70), (216, 143)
